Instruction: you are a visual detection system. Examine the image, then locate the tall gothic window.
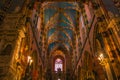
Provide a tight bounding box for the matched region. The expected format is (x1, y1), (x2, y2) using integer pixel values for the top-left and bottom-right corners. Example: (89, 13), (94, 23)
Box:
(55, 58), (63, 71)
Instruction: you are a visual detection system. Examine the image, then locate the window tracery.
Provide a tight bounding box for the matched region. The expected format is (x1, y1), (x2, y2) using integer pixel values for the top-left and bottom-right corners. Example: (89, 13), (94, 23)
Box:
(55, 58), (63, 72)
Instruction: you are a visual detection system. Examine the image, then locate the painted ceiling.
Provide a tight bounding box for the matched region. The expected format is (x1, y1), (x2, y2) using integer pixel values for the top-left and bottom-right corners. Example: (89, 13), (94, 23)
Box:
(43, 2), (79, 53)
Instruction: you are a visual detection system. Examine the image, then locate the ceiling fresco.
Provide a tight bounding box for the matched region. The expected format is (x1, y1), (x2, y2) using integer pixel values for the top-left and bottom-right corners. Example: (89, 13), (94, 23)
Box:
(43, 2), (79, 53)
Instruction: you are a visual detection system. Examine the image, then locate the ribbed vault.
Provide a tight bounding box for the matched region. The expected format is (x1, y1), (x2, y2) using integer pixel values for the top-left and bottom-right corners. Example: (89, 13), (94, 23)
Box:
(42, 2), (79, 54)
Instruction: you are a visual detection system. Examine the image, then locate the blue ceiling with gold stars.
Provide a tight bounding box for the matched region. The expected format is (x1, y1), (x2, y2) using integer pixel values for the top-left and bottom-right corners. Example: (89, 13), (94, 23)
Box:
(43, 2), (79, 53)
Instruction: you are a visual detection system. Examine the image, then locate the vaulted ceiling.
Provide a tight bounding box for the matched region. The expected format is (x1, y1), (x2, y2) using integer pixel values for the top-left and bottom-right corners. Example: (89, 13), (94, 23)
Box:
(42, 2), (80, 54)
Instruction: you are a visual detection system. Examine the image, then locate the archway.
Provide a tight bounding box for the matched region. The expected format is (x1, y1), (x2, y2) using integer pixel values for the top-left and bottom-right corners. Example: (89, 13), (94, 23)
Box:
(51, 50), (66, 80)
(52, 50), (65, 72)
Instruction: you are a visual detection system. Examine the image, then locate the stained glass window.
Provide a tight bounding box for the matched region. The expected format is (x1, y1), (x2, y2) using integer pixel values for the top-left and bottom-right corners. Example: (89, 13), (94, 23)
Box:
(55, 58), (63, 71)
